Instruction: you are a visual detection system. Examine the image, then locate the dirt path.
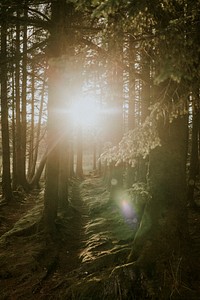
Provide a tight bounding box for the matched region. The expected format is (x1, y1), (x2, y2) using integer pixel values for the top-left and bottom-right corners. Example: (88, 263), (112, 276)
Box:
(18, 176), (131, 299)
(38, 176), (134, 299)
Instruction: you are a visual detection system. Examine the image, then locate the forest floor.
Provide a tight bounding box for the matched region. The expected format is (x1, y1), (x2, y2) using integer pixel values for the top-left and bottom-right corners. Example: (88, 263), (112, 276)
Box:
(0, 176), (200, 299)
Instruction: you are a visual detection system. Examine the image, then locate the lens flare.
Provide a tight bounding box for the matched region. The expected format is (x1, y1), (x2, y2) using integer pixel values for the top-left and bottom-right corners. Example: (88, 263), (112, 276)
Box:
(121, 200), (131, 217)
(118, 198), (138, 227)
(121, 199), (135, 219)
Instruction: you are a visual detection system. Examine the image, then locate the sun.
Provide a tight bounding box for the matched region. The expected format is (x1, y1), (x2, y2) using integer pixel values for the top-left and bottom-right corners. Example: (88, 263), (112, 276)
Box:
(69, 96), (99, 128)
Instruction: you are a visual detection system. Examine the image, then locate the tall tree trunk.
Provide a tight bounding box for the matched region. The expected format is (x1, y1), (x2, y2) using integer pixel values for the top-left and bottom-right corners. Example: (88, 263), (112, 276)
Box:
(69, 140), (75, 178)
(98, 141), (102, 175)
(137, 53), (151, 183)
(0, 10), (13, 201)
(20, 6), (29, 190)
(126, 36), (136, 188)
(29, 65), (46, 180)
(43, 0), (67, 231)
(93, 141), (96, 171)
(10, 29), (17, 190)
(11, 53), (17, 190)
(76, 126), (83, 178)
(107, 16), (124, 195)
(28, 61), (35, 179)
(187, 92), (199, 207)
(128, 116), (189, 287)
(128, 35), (136, 131)
(29, 150), (47, 189)
(58, 139), (69, 210)
(15, 10), (22, 188)
(109, 18), (124, 144)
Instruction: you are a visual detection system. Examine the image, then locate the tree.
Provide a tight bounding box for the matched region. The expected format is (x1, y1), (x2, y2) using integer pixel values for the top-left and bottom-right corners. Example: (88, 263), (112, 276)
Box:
(28, 62), (47, 182)
(43, 0), (67, 231)
(187, 91), (200, 207)
(0, 7), (13, 201)
(14, 8), (23, 188)
(128, 114), (189, 291)
(43, 0), (78, 230)
(76, 126), (83, 178)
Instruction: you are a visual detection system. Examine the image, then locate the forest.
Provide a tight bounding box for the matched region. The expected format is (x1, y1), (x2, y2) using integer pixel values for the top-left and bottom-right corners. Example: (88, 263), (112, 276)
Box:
(0, 0), (200, 299)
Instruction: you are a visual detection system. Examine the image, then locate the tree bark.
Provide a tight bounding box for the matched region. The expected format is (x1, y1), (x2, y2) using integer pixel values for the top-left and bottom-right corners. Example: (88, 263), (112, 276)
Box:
(128, 116), (188, 281)
(29, 150), (47, 189)
(11, 60), (17, 190)
(187, 93), (199, 207)
(28, 61), (35, 179)
(106, 16), (124, 195)
(126, 36), (136, 188)
(15, 9), (22, 188)
(20, 5), (29, 189)
(128, 35), (136, 131)
(0, 10), (13, 201)
(43, 0), (68, 232)
(76, 126), (83, 178)
(69, 140), (75, 178)
(29, 64), (46, 180)
(58, 139), (69, 210)
(93, 141), (96, 171)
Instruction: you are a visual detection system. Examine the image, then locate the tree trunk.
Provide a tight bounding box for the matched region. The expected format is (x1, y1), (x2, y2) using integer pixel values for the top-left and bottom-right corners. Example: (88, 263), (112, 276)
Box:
(128, 116), (188, 294)
(0, 11), (13, 201)
(29, 65), (46, 180)
(43, 0), (68, 232)
(98, 142), (102, 175)
(58, 139), (69, 210)
(29, 150), (47, 189)
(15, 10), (22, 188)
(109, 19), (124, 144)
(11, 63), (17, 190)
(93, 141), (96, 171)
(76, 126), (83, 178)
(107, 16), (124, 195)
(126, 35), (137, 188)
(128, 35), (136, 131)
(28, 61), (35, 179)
(136, 51), (151, 183)
(69, 140), (75, 178)
(20, 6), (29, 190)
(187, 93), (199, 207)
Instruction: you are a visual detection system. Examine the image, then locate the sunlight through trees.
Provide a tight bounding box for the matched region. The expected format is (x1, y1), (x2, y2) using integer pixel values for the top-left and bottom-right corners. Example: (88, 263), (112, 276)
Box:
(0, 0), (200, 299)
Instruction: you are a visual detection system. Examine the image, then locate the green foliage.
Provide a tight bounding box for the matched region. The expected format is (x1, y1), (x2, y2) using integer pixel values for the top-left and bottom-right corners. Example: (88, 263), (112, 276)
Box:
(152, 1), (200, 84)
(128, 182), (150, 199)
(126, 182), (150, 218)
(91, 0), (122, 17)
(81, 181), (134, 244)
(88, 0), (200, 85)
(101, 93), (189, 167)
(149, 98), (189, 123)
(0, 196), (43, 243)
(101, 117), (161, 167)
